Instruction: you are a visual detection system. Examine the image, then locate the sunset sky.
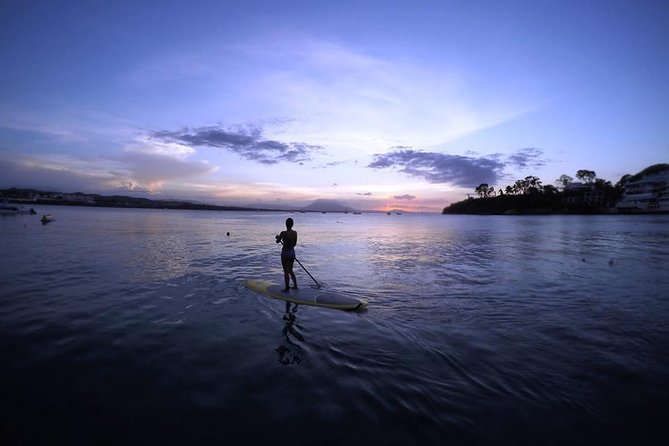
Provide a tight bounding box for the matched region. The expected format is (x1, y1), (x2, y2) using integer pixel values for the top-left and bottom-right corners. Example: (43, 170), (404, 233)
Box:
(1, 0), (667, 211)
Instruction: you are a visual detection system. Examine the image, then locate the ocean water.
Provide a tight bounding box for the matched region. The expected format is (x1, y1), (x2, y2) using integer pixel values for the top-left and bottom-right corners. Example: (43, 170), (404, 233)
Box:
(1, 206), (667, 445)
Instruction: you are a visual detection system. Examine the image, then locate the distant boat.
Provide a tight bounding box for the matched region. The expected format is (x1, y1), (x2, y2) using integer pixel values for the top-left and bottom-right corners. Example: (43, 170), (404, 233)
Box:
(0, 201), (36, 215)
(41, 214), (55, 224)
(353, 212), (362, 215)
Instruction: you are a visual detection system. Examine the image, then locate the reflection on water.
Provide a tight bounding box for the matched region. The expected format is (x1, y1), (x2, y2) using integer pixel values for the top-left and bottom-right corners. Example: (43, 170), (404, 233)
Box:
(276, 302), (304, 366)
(0, 207), (667, 444)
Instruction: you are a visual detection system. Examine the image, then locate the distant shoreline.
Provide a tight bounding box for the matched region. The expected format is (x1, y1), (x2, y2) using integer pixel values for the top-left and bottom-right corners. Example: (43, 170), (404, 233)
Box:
(441, 195), (668, 215)
(14, 198), (282, 212)
(442, 209), (669, 216)
(0, 188), (392, 214)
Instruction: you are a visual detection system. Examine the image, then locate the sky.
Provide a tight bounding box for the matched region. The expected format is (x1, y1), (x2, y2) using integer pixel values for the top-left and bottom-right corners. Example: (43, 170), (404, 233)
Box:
(1, 0), (667, 212)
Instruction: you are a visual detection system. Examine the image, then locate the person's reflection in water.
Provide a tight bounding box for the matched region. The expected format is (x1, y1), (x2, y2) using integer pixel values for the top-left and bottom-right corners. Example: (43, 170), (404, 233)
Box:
(276, 301), (304, 365)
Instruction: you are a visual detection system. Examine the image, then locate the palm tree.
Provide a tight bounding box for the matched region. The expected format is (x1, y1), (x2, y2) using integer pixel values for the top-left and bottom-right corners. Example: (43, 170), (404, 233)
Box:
(525, 175), (542, 193)
(514, 179), (527, 194)
(475, 183), (489, 198)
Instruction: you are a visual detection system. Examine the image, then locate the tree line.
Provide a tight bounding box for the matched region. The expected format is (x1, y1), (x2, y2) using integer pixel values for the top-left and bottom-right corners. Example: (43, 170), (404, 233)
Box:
(444, 163), (668, 214)
(473, 169), (620, 199)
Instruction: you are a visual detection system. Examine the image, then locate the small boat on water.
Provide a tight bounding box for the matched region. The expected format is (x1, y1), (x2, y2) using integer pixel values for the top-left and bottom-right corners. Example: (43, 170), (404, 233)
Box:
(41, 214), (55, 224)
(0, 201), (37, 215)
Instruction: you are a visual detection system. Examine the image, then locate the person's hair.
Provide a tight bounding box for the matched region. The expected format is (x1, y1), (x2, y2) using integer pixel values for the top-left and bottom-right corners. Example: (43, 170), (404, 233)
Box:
(286, 217), (294, 228)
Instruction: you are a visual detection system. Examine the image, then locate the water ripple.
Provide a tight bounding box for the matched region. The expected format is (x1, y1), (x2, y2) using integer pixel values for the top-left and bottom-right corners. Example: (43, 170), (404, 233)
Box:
(1, 209), (667, 444)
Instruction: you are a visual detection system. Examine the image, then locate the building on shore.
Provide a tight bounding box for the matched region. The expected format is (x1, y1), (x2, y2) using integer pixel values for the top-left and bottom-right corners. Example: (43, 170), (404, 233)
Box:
(617, 168), (669, 213)
(562, 182), (610, 208)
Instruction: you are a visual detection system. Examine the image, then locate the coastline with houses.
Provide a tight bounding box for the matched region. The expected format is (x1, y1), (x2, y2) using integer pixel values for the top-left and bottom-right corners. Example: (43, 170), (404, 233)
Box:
(2, 164), (667, 216)
(616, 165), (669, 213)
(443, 163), (669, 215)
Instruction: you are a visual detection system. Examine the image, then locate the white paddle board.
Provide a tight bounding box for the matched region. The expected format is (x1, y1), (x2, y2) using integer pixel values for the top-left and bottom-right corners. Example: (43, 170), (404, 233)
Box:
(245, 279), (368, 310)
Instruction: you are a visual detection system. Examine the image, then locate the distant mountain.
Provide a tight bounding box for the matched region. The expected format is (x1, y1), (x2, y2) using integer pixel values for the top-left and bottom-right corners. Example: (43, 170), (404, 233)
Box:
(302, 199), (356, 213)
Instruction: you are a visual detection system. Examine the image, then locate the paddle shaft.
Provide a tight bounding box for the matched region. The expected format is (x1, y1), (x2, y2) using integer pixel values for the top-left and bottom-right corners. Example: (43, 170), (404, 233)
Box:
(294, 257), (321, 288)
(279, 239), (321, 288)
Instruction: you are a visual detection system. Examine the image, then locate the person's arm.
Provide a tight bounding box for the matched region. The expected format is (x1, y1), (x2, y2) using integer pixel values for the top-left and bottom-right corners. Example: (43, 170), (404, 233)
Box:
(276, 230), (284, 244)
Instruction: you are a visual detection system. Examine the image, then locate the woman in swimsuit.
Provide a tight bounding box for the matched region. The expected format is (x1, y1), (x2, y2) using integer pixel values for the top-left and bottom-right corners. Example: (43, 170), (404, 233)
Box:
(276, 217), (298, 292)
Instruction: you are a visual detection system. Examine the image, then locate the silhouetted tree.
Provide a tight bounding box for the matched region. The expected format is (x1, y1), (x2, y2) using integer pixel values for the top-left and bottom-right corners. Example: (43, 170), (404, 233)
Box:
(543, 185), (558, 194)
(594, 178), (612, 189)
(556, 174), (573, 190)
(614, 174), (632, 193)
(475, 183), (490, 198)
(576, 169), (596, 184)
(525, 176), (542, 193)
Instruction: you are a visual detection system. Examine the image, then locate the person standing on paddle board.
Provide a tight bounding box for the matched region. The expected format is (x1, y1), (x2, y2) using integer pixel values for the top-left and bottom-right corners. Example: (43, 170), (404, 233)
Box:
(276, 217), (298, 292)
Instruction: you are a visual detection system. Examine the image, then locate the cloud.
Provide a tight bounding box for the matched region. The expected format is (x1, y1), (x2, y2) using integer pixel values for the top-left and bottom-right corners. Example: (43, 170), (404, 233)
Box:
(0, 133), (218, 194)
(116, 151), (217, 191)
(0, 157), (110, 192)
(357, 192), (372, 196)
(507, 147), (546, 169)
(368, 147), (548, 188)
(368, 149), (506, 188)
(191, 36), (537, 150)
(152, 125), (322, 165)
(393, 194), (416, 200)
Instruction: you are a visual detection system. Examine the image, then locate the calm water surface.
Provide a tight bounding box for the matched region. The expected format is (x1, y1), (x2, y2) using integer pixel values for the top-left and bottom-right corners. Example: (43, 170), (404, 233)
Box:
(1, 207), (667, 444)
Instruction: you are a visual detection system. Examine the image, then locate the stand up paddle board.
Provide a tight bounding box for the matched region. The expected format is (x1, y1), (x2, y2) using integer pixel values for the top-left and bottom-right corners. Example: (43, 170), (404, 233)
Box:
(245, 279), (368, 311)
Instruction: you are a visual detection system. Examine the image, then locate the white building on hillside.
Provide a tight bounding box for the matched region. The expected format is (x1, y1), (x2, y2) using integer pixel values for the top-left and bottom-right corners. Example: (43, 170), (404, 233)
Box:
(617, 169), (669, 213)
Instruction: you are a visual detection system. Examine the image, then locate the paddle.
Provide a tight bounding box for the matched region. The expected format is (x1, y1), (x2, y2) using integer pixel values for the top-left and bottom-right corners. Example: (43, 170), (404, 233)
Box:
(278, 239), (321, 288)
(294, 257), (321, 289)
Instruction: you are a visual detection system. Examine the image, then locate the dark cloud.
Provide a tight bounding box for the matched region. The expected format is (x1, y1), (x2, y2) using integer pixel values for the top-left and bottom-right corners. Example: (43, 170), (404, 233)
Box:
(368, 147), (548, 188)
(152, 125), (322, 164)
(368, 149), (505, 188)
(357, 192), (372, 196)
(393, 194), (415, 200)
(507, 147), (546, 169)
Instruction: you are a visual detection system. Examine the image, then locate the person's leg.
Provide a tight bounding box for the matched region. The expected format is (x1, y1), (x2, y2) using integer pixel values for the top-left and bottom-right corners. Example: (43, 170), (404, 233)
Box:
(288, 258), (297, 288)
(281, 257), (290, 291)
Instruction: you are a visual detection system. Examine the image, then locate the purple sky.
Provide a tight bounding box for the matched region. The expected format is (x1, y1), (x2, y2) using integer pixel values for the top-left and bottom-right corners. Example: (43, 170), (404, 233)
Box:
(1, 0), (667, 211)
